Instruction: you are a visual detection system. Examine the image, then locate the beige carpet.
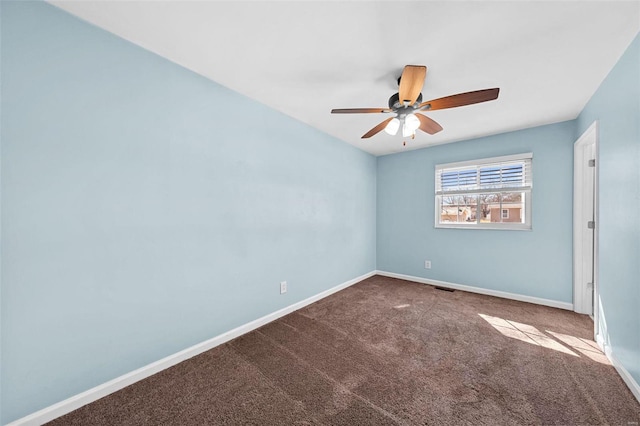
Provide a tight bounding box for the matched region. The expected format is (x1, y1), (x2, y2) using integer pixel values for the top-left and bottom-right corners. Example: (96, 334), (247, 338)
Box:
(49, 275), (640, 425)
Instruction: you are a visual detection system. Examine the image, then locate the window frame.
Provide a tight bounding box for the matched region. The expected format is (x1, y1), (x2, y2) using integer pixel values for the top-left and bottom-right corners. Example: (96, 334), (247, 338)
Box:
(434, 153), (532, 231)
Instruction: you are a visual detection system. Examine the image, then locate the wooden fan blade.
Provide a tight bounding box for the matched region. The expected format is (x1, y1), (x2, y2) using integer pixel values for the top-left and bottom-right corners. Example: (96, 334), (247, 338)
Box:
(398, 65), (427, 106)
(415, 113), (443, 135)
(362, 117), (394, 139)
(419, 88), (499, 111)
(331, 108), (392, 114)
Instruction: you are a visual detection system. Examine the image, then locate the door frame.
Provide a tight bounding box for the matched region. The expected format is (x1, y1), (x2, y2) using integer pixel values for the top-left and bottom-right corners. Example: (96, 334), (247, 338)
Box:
(573, 121), (599, 337)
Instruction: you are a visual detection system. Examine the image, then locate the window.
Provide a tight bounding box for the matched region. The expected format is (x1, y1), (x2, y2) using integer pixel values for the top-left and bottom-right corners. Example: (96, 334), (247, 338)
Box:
(435, 153), (532, 230)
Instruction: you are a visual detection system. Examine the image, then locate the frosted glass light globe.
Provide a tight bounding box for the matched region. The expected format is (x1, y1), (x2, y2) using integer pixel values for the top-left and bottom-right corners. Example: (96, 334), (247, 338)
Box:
(384, 118), (400, 135)
(404, 113), (420, 132)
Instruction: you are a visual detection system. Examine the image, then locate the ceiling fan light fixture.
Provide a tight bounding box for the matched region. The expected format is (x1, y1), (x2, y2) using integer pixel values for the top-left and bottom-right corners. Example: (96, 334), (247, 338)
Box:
(384, 118), (400, 135)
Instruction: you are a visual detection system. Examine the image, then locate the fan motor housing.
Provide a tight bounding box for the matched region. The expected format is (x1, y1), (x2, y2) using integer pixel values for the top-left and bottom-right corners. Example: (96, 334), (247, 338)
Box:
(388, 92), (423, 109)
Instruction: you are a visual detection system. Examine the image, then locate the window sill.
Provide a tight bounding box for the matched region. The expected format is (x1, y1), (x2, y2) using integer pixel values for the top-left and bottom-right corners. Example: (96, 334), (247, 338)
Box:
(435, 223), (532, 231)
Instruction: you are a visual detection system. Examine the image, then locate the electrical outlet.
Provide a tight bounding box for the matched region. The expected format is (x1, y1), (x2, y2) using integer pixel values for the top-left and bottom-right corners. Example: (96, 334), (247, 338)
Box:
(280, 281), (287, 294)
(424, 260), (431, 269)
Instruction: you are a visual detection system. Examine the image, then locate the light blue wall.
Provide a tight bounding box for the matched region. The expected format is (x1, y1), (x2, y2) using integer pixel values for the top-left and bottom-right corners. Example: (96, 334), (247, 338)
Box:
(576, 33), (640, 386)
(0, 2), (376, 423)
(377, 121), (576, 303)
(0, 3), (3, 423)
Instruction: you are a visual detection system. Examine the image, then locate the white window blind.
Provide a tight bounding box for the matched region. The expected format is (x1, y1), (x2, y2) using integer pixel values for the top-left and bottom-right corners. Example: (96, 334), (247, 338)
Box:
(436, 153), (533, 195)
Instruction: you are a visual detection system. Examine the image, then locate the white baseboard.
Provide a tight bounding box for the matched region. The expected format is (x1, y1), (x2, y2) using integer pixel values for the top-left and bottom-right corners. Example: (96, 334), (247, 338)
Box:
(595, 333), (606, 352)
(601, 340), (640, 403)
(375, 270), (574, 311)
(8, 270), (376, 426)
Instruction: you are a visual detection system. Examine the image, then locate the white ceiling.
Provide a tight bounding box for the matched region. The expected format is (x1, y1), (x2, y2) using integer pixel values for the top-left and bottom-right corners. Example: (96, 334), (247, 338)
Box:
(50, 1), (640, 156)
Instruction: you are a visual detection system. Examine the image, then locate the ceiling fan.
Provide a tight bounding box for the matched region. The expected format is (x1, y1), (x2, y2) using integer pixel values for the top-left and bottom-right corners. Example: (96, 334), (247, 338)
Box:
(331, 65), (500, 140)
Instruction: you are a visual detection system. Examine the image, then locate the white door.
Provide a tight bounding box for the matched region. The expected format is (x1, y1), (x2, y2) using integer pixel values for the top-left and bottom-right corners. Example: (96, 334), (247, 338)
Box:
(573, 122), (598, 318)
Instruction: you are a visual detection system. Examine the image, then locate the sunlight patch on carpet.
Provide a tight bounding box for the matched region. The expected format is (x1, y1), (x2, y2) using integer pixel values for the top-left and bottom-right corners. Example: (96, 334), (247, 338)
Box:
(546, 331), (609, 364)
(394, 304), (411, 309)
(479, 313), (578, 357)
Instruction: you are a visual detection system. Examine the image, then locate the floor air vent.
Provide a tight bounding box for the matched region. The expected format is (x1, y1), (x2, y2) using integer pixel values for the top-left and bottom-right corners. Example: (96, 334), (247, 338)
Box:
(435, 286), (455, 292)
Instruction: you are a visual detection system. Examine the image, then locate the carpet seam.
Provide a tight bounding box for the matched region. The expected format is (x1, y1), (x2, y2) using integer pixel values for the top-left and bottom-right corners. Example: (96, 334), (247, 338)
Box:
(226, 344), (325, 426)
(255, 328), (410, 426)
(558, 353), (609, 424)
